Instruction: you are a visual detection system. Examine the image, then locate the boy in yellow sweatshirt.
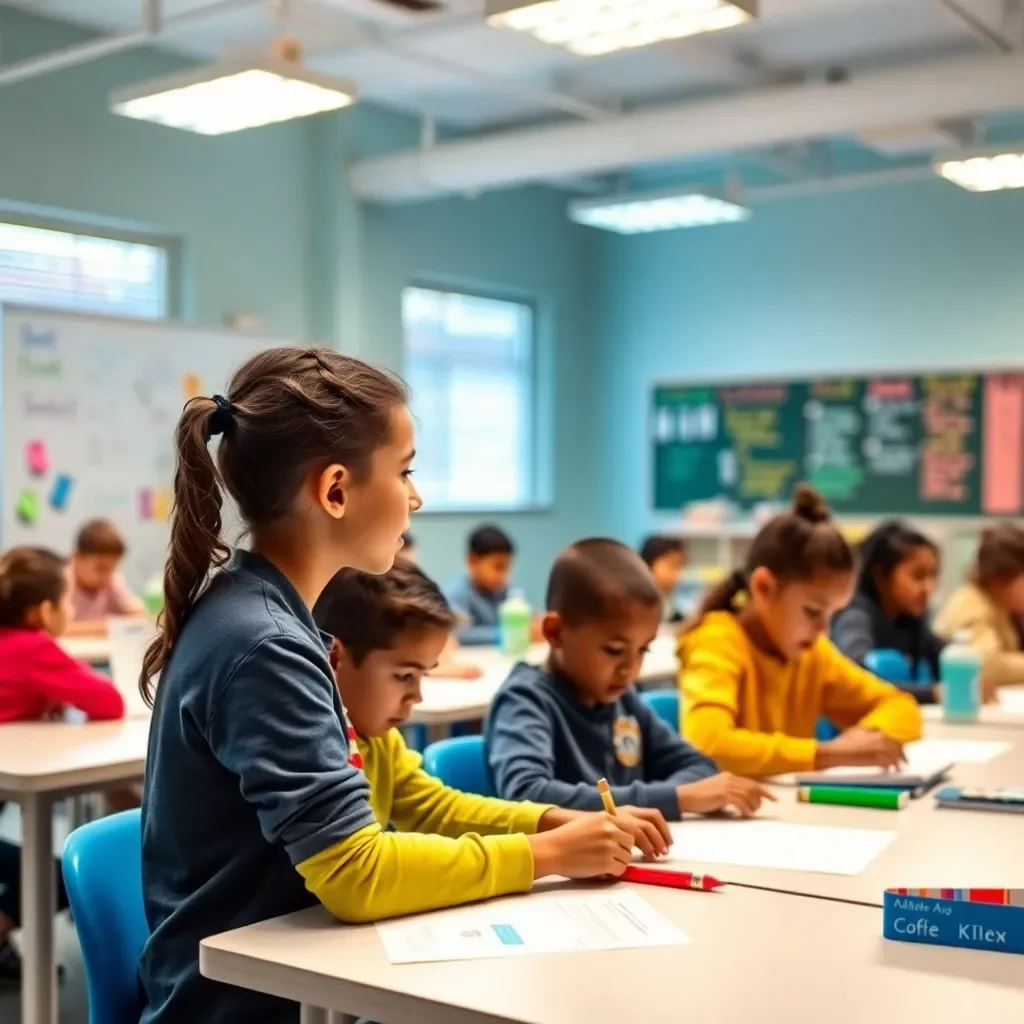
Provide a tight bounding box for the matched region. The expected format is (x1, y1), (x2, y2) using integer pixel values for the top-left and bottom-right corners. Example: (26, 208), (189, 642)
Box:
(309, 558), (672, 909)
(679, 486), (922, 778)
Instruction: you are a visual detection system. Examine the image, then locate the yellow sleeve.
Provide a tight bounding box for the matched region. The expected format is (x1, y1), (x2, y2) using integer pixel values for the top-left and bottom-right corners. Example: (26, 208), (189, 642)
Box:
(296, 822), (534, 924)
(818, 639), (922, 741)
(385, 730), (550, 837)
(680, 626), (817, 777)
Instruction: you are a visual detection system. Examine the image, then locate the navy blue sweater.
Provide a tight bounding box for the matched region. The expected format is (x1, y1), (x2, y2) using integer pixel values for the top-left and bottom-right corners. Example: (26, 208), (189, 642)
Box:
(485, 663), (718, 820)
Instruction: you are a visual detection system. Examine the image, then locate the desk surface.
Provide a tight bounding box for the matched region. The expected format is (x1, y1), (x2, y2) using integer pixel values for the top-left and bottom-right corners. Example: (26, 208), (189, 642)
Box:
(60, 635), (113, 665)
(201, 881), (1024, 1024)
(0, 719), (149, 795)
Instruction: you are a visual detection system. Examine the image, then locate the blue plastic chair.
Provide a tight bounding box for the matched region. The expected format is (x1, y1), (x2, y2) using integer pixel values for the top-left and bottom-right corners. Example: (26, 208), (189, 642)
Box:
(422, 735), (495, 796)
(62, 809), (147, 1024)
(865, 648), (912, 684)
(640, 689), (680, 732)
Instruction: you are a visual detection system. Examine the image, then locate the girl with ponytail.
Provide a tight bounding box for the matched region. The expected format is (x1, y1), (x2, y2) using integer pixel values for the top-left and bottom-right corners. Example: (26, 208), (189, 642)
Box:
(140, 347), (649, 1024)
(678, 485), (921, 779)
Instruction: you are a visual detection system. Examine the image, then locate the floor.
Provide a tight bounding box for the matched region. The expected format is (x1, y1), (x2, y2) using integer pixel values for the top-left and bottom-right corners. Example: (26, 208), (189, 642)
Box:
(0, 803), (89, 1024)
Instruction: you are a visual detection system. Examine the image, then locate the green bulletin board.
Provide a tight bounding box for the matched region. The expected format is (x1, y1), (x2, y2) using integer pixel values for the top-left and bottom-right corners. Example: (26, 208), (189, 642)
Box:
(653, 371), (1023, 517)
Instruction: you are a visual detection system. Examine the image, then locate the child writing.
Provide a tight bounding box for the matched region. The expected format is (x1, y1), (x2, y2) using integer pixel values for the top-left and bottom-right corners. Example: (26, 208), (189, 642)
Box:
(679, 486), (922, 778)
(486, 539), (772, 819)
(831, 520), (948, 704)
(935, 524), (1024, 687)
(639, 535), (687, 624)
(313, 560), (671, 860)
(65, 519), (144, 636)
(138, 348), (644, 1024)
(0, 546), (124, 985)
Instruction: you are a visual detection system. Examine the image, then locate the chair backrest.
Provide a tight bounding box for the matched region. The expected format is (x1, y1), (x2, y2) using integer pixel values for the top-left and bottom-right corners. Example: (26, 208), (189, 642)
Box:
(640, 689), (680, 732)
(865, 648), (912, 684)
(422, 735), (496, 797)
(62, 809), (147, 1024)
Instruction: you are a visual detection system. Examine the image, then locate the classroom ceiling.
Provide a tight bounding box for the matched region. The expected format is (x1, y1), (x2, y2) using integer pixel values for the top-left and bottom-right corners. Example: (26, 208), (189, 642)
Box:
(5, 0), (1024, 201)
(8, 0), (1021, 128)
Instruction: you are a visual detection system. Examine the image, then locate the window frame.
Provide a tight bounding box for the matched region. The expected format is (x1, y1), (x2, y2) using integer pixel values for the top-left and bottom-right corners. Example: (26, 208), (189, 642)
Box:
(401, 280), (544, 515)
(0, 207), (181, 321)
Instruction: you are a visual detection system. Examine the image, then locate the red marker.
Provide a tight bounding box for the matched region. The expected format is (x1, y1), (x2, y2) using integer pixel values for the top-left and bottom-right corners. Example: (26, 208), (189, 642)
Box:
(623, 865), (724, 892)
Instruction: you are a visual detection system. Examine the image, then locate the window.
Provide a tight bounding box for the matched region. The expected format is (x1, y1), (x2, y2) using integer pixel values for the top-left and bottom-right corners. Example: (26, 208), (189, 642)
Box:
(0, 221), (170, 319)
(403, 286), (535, 511)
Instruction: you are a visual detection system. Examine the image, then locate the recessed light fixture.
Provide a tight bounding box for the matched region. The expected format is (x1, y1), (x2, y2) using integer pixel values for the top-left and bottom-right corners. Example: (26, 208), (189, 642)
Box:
(487, 0), (756, 57)
(934, 147), (1024, 192)
(110, 39), (356, 135)
(569, 189), (751, 233)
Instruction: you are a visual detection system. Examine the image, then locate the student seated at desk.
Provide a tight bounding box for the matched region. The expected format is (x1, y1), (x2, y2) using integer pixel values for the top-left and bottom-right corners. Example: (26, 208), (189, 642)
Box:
(486, 538), (772, 820)
(64, 518), (144, 637)
(831, 520), (948, 704)
(314, 560), (669, 856)
(678, 486), (922, 779)
(446, 524), (524, 646)
(139, 349), (650, 1024)
(936, 524), (1024, 687)
(0, 546), (124, 986)
(640, 535), (686, 624)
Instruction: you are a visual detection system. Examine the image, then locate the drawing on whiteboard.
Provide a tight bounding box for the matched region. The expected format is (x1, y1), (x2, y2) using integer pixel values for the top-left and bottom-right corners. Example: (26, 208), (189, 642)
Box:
(16, 490), (39, 525)
(152, 490), (170, 521)
(138, 488), (153, 522)
(26, 440), (49, 476)
(22, 394), (77, 420)
(50, 474), (73, 513)
(183, 372), (202, 400)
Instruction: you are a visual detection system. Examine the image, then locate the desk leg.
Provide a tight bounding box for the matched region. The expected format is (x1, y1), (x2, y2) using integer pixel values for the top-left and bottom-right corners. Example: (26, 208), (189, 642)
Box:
(21, 792), (57, 1024)
(299, 1008), (356, 1024)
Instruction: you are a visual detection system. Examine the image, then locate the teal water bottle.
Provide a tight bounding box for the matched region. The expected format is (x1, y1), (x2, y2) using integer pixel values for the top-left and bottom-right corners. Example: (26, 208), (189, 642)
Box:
(940, 631), (981, 723)
(499, 591), (532, 658)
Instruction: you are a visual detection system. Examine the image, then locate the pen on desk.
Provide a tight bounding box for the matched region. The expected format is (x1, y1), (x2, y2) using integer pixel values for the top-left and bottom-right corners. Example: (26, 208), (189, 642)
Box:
(623, 865), (725, 892)
(597, 777), (617, 816)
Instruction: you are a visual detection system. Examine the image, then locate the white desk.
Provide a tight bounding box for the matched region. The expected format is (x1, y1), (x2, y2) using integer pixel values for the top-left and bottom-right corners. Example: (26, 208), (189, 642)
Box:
(201, 879), (1024, 1024)
(0, 720), (149, 1024)
(923, 686), (1024, 730)
(58, 636), (111, 666)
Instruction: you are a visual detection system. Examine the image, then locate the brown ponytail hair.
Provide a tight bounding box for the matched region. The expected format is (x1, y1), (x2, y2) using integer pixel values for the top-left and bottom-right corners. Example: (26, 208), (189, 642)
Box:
(688, 484), (854, 626)
(140, 347), (407, 706)
(973, 524), (1024, 591)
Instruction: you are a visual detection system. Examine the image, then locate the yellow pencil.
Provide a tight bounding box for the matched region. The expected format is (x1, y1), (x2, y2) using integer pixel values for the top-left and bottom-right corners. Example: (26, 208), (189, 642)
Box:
(597, 777), (617, 816)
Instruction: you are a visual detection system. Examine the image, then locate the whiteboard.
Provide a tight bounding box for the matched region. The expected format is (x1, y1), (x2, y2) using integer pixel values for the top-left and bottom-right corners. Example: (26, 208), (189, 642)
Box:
(1, 304), (294, 588)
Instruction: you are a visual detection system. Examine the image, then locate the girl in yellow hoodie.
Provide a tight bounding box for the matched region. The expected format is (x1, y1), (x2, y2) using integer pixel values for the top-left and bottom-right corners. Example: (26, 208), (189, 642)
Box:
(678, 485), (922, 778)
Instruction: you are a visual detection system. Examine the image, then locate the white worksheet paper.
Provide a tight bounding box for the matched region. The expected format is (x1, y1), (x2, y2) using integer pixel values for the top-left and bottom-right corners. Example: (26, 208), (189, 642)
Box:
(999, 689), (1024, 715)
(665, 819), (895, 876)
(375, 890), (689, 964)
(904, 738), (1011, 764)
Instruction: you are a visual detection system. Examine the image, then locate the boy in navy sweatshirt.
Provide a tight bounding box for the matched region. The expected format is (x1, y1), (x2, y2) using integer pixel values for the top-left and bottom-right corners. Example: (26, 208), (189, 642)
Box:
(485, 539), (772, 821)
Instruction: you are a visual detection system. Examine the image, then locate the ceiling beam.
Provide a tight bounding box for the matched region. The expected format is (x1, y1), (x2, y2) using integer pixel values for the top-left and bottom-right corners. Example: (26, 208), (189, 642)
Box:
(935, 0), (1015, 52)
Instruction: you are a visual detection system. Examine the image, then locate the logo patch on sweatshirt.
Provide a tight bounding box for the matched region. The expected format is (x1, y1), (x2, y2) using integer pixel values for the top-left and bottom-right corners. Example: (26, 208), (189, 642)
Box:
(612, 716), (642, 767)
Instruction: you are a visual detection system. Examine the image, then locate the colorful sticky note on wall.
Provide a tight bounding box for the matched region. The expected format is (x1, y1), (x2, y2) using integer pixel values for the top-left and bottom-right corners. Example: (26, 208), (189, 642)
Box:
(138, 488), (153, 521)
(50, 474), (73, 513)
(26, 440), (49, 477)
(16, 490), (39, 525)
(152, 489), (171, 521)
(183, 373), (202, 401)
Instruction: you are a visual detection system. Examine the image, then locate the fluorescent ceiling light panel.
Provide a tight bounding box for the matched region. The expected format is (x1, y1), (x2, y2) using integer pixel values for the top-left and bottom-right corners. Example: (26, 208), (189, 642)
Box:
(487, 0), (756, 57)
(934, 148), (1024, 192)
(110, 60), (357, 135)
(569, 190), (751, 233)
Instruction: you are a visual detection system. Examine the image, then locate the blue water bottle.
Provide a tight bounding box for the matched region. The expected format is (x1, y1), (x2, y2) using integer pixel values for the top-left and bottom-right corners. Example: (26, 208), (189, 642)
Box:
(939, 631), (981, 723)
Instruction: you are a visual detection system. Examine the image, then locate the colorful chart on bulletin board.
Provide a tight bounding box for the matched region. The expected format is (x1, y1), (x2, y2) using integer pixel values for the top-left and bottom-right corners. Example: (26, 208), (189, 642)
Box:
(1, 305), (294, 587)
(652, 371), (1024, 516)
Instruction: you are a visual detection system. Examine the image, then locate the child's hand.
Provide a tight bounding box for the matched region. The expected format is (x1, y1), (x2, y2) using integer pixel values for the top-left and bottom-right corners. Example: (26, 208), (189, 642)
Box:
(677, 775), (775, 818)
(980, 673), (999, 705)
(817, 727), (904, 770)
(617, 806), (672, 859)
(527, 814), (634, 880)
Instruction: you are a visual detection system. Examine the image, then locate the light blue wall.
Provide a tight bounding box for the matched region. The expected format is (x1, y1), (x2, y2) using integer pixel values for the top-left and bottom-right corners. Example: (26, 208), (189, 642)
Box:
(594, 181), (1024, 545)
(0, 8), (600, 601)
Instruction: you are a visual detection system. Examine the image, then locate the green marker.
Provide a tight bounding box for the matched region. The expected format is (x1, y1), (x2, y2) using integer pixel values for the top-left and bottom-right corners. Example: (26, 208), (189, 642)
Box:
(798, 785), (909, 810)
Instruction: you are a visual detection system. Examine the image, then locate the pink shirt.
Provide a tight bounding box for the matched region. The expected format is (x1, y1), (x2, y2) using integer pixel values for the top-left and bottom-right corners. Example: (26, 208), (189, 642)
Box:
(68, 573), (144, 622)
(0, 628), (125, 723)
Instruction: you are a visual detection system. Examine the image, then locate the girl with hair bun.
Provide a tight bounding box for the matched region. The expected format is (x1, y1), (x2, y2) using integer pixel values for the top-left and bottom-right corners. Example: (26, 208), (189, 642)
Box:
(678, 485), (921, 778)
